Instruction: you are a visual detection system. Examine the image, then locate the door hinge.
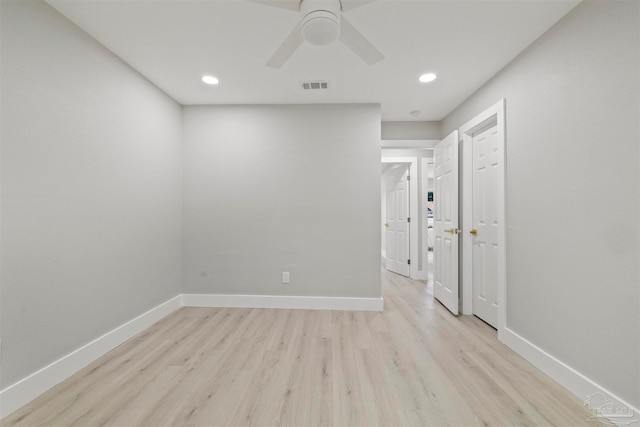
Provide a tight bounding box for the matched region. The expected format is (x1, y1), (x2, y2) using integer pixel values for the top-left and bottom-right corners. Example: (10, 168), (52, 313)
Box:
(407, 175), (411, 181)
(407, 217), (411, 223)
(407, 259), (411, 265)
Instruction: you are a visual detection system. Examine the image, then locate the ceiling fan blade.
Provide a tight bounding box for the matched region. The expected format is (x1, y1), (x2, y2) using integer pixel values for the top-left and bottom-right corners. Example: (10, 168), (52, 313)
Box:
(339, 16), (384, 65)
(266, 22), (304, 68)
(340, 0), (377, 12)
(246, 0), (300, 11)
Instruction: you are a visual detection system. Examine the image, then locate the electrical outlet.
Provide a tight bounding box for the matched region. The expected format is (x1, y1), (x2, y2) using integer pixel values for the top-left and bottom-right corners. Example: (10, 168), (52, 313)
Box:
(282, 272), (290, 284)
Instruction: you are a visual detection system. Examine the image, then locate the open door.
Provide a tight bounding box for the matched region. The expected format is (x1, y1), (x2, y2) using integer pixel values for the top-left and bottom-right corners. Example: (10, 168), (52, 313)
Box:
(385, 166), (410, 277)
(433, 131), (460, 315)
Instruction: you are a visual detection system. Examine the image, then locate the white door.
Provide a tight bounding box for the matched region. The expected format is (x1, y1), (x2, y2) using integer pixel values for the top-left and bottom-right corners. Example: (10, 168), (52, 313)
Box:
(385, 167), (410, 277)
(433, 131), (459, 315)
(471, 124), (499, 327)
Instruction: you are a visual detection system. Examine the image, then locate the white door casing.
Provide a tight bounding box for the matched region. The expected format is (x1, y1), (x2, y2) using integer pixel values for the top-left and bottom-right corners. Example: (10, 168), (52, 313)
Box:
(460, 99), (506, 337)
(385, 166), (410, 277)
(433, 131), (459, 315)
(471, 123), (499, 328)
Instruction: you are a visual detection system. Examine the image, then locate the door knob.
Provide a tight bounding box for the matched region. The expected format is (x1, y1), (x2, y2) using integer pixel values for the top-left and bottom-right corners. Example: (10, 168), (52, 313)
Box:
(444, 228), (461, 234)
(470, 229), (478, 235)
(384, 223), (389, 227)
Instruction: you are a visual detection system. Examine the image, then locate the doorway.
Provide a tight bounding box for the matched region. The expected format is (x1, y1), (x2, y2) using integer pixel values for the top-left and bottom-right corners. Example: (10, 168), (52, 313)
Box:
(460, 99), (506, 334)
(383, 164), (410, 276)
(381, 156), (426, 280)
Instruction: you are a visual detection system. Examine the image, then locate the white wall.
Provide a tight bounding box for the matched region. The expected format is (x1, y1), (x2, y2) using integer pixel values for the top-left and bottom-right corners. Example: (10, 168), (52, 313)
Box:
(182, 104), (381, 299)
(0, 0), (183, 388)
(442, 0), (639, 408)
(382, 121), (440, 140)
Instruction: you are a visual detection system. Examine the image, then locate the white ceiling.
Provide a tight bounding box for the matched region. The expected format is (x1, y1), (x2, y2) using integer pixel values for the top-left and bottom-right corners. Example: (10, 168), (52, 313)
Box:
(46, 0), (580, 121)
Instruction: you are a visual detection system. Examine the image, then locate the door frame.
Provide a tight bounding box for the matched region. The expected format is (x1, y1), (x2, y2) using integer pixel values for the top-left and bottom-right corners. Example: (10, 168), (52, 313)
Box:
(381, 157), (421, 279)
(459, 99), (506, 336)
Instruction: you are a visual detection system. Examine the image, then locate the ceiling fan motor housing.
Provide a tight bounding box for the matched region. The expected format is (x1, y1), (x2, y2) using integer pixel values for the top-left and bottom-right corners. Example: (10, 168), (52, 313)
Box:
(300, 0), (341, 45)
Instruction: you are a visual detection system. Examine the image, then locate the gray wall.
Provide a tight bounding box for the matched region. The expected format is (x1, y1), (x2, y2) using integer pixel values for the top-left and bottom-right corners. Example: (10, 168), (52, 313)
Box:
(441, 0), (639, 407)
(0, 1), (183, 388)
(382, 121), (440, 140)
(182, 104), (381, 299)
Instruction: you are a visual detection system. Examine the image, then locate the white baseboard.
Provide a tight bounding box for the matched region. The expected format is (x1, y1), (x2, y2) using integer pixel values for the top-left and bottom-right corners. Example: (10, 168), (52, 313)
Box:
(182, 294), (384, 312)
(0, 295), (182, 419)
(500, 327), (639, 426)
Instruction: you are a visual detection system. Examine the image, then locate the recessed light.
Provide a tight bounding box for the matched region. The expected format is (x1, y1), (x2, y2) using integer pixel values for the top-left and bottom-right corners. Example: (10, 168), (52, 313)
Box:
(419, 73), (437, 83)
(202, 75), (219, 85)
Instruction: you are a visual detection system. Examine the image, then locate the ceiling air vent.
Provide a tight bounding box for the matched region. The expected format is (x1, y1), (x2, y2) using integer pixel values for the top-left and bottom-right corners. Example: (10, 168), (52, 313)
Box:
(301, 81), (329, 90)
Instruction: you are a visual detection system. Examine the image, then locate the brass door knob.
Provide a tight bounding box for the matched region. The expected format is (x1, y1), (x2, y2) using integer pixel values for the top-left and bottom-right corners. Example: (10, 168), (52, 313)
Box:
(384, 223), (389, 227)
(470, 229), (478, 235)
(444, 228), (461, 234)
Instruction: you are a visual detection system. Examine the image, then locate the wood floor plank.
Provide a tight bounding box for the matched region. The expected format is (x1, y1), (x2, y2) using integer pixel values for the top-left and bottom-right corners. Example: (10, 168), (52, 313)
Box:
(2, 269), (608, 427)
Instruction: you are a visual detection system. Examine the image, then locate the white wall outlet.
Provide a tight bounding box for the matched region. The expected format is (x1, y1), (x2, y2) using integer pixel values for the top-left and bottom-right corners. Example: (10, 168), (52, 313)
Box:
(282, 272), (290, 284)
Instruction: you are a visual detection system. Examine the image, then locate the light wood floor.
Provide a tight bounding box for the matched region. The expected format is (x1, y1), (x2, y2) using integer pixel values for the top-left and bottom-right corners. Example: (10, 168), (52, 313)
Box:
(3, 270), (604, 427)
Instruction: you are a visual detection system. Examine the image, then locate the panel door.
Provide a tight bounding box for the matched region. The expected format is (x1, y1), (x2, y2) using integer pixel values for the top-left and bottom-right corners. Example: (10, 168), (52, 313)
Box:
(472, 124), (499, 327)
(386, 167), (410, 277)
(434, 131), (459, 315)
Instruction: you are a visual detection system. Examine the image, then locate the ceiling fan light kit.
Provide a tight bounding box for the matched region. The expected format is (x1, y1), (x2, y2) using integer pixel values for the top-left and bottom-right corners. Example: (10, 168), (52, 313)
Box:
(301, 0), (341, 45)
(301, 12), (340, 45)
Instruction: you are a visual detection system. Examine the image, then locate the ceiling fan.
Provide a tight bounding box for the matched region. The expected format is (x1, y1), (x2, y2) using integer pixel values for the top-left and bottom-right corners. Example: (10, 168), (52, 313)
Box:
(249, 0), (384, 68)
